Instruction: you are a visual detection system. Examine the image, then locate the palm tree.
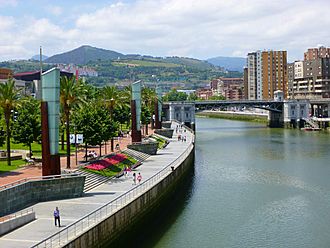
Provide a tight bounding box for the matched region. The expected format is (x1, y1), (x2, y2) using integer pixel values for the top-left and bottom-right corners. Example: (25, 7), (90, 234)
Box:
(102, 86), (126, 151)
(142, 87), (157, 134)
(60, 76), (86, 169)
(0, 78), (21, 165)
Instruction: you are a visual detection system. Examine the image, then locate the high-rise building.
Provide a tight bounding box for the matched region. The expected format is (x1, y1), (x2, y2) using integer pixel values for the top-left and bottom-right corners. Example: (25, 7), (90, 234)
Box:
(304, 46), (330, 61)
(291, 58), (330, 99)
(243, 67), (248, 99)
(246, 50), (288, 100)
(287, 63), (294, 99)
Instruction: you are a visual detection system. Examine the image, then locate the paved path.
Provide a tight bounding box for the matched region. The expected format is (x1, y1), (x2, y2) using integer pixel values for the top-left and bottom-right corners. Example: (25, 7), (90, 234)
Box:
(0, 124), (193, 248)
(0, 128), (154, 186)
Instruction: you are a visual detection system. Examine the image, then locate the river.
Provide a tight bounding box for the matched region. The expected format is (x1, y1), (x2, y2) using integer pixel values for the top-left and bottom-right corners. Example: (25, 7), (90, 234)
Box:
(152, 117), (330, 248)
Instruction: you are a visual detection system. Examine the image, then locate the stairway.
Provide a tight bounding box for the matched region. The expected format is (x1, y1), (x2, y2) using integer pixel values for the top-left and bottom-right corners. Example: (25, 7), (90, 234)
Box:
(77, 169), (113, 192)
(122, 148), (150, 163)
(303, 118), (319, 129)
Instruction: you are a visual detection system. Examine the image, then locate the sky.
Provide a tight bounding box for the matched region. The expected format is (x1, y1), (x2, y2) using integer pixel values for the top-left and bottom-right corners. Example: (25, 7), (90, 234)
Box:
(0, 0), (329, 62)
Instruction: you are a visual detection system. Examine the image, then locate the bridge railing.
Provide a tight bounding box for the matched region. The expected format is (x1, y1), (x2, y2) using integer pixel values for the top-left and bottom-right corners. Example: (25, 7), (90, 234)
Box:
(32, 129), (194, 248)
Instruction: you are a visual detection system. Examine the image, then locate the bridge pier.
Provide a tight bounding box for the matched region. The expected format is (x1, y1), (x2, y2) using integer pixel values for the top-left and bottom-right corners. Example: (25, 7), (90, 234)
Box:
(268, 111), (284, 128)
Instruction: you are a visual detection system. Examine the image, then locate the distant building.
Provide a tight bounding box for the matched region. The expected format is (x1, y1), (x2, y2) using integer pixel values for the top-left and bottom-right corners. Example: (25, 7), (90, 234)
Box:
(304, 46), (330, 61)
(243, 67), (248, 99)
(56, 64), (98, 77)
(246, 50), (288, 100)
(291, 58), (330, 99)
(0, 68), (13, 79)
(218, 77), (244, 100)
(287, 63), (294, 99)
(0, 68), (27, 94)
(196, 88), (213, 100)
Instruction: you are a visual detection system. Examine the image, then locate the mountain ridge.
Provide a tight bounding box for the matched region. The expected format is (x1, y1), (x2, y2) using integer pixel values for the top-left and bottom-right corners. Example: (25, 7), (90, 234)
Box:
(207, 56), (246, 72)
(45, 45), (124, 64)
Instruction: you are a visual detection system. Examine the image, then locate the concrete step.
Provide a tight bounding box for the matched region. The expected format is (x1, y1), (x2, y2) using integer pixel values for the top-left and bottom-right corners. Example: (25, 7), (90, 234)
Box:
(123, 149), (150, 162)
(76, 169), (113, 192)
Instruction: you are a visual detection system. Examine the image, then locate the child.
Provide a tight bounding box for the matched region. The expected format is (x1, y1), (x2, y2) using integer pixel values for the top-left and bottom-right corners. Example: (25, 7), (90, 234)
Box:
(137, 173), (142, 184)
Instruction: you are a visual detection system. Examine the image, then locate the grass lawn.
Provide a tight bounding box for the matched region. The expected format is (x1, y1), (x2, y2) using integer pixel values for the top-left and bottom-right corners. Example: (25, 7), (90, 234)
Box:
(0, 141), (72, 157)
(82, 154), (137, 178)
(0, 159), (27, 173)
(151, 135), (166, 149)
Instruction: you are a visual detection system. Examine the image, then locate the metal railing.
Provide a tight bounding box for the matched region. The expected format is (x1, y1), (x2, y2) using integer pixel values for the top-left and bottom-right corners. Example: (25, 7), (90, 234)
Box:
(32, 132), (194, 248)
(0, 208), (34, 223)
(0, 174), (81, 192)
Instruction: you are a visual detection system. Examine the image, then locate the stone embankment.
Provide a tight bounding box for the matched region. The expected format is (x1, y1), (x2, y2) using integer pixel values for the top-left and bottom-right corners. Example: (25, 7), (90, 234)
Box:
(197, 110), (268, 123)
(0, 121), (195, 248)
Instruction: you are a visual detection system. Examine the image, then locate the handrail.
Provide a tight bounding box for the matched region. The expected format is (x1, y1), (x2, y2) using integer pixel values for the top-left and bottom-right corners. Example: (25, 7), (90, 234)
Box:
(0, 208), (34, 223)
(32, 124), (194, 248)
(0, 173), (81, 192)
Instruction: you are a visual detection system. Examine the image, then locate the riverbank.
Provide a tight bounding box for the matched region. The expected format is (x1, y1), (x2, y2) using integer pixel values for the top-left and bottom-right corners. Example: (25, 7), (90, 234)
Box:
(196, 110), (268, 123)
(0, 122), (194, 248)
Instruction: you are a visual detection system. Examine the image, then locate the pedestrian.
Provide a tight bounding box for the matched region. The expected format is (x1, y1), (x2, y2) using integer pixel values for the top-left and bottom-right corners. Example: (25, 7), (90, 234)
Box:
(133, 173), (136, 185)
(54, 207), (60, 227)
(124, 166), (127, 177)
(178, 134), (181, 141)
(137, 173), (142, 184)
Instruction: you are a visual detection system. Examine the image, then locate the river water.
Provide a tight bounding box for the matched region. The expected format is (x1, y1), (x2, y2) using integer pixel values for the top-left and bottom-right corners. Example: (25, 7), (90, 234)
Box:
(153, 117), (330, 248)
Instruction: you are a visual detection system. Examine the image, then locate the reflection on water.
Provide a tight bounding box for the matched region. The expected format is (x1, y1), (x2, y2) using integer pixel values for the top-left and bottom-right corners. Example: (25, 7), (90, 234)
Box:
(153, 118), (330, 248)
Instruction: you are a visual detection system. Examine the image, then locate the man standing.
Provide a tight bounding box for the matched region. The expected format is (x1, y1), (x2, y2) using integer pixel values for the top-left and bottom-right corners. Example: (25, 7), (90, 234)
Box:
(54, 207), (60, 227)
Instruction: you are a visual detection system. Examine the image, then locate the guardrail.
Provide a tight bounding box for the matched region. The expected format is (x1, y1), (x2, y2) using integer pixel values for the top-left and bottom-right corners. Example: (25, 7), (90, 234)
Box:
(32, 130), (194, 248)
(0, 208), (34, 223)
(0, 174), (81, 192)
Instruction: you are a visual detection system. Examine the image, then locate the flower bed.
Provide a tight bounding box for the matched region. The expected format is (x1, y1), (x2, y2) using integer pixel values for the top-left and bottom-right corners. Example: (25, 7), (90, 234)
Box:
(82, 153), (137, 178)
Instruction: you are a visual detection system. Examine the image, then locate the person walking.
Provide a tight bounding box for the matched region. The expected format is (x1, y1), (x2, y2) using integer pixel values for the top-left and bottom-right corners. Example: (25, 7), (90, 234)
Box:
(54, 207), (60, 227)
(137, 173), (142, 184)
(133, 173), (136, 185)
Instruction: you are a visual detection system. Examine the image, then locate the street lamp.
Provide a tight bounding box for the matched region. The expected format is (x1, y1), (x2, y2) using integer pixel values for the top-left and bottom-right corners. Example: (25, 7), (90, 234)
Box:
(74, 124), (78, 166)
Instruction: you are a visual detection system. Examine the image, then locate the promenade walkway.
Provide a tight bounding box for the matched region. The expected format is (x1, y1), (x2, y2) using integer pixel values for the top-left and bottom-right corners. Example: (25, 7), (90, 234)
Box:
(0, 123), (193, 248)
(0, 129), (150, 186)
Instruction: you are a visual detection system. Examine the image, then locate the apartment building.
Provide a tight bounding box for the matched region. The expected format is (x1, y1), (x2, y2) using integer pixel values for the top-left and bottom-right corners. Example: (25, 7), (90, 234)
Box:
(217, 78), (244, 100)
(243, 67), (248, 99)
(291, 58), (330, 99)
(246, 50), (287, 100)
(304, 46), (330, 61)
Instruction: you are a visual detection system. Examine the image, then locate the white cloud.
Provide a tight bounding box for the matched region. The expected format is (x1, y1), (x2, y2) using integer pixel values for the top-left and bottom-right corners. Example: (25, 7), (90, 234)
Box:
(45, 5), (63, 16)
(0, 0), (17, 8)
(0, 0), (330, 61)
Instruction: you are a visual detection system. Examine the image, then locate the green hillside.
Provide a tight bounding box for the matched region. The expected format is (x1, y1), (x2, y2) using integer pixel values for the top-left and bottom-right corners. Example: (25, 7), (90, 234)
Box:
(45, 45), (124, 64)
(0, 45), (243, 88)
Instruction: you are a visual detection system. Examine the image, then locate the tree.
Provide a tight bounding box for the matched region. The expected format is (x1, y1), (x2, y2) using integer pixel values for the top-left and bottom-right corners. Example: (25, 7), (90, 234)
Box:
(187, 92), (198, 101)
(60, 76), (86, 169)
(163, 88), (188, 101)
(0, 78), (21, 165)
(208, 95), (226, 100)
(141, 87), (157, 134)
(12, 97), (41, 158)
(73, 101), (117, 160)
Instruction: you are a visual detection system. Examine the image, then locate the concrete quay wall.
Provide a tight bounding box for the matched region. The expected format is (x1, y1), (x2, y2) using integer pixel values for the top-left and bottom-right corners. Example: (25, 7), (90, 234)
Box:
(0, 176), (85, 217)
(65, 144), (195, 248)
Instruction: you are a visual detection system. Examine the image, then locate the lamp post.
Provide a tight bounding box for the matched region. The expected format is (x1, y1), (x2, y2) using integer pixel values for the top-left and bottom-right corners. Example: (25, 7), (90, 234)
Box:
(107, 98), (115, 152)
(74, 124), (77, 166)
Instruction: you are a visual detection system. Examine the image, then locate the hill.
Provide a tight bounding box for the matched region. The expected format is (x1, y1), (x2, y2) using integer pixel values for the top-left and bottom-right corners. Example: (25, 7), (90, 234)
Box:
(207, 56), (246, 72)
(31, 54), (49, 61)
(45, 45), (124, 64)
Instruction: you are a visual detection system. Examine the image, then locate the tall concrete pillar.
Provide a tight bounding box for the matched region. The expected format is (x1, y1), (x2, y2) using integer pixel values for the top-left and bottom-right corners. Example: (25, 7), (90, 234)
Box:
(41, 68), (60, 176)
(131, 81), (142, 143)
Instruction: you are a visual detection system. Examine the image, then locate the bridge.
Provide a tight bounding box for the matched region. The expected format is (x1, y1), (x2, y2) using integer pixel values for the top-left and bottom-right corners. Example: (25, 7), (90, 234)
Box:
(163, 99), (330, 129)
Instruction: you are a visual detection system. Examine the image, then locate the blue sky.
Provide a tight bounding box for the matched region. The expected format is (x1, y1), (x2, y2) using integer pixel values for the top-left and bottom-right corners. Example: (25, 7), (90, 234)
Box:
(0, 0), (329, 62)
